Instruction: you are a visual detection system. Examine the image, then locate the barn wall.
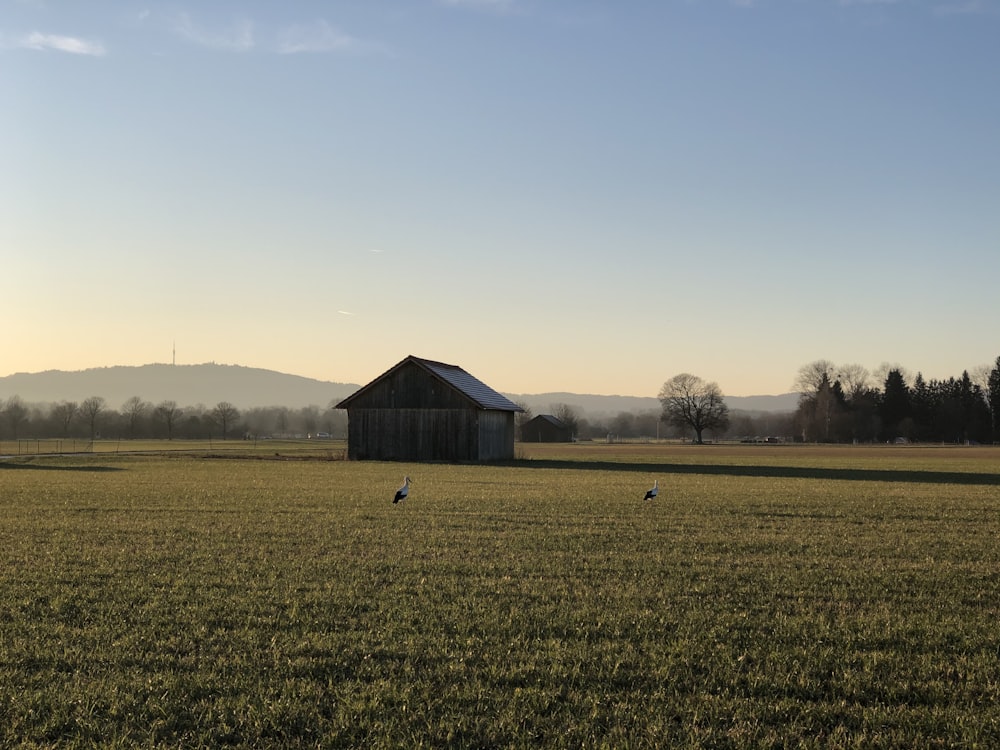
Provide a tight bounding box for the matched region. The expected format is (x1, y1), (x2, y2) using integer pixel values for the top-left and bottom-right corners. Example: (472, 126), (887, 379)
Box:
(521, 418), (572, 443)
(478, 410), (516, 461)
(346, 407), (516, 462)
(346, 408), (480, 461)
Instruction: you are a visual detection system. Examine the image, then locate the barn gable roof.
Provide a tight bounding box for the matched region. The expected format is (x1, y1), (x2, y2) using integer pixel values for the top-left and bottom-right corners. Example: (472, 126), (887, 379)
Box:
(336, 355), (524, 412)
(527, 414), (569, 429)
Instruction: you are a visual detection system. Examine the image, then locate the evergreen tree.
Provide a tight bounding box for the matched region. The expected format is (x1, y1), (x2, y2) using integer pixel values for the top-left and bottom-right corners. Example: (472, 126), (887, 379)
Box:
(934, 378), (964, 443)
(989, 356), (1000, 443)
(910, 373), (935, 442)
(879, 369), (911, 441)
(957, 370), (992, 444)
(847, 386), (881, 443)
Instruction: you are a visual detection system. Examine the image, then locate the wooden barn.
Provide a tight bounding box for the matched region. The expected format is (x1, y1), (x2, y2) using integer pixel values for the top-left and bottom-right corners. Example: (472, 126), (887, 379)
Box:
(521, 414), (573, 443)
(335, 355), (524, 462)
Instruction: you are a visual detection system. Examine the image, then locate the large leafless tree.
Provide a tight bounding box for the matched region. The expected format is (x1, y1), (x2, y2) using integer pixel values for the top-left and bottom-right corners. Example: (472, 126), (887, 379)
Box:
(211, 401), (240, 439)
(793, 360), (838, 396)
(51, 401), (78, 437)
(2, 396), (29, 440)
(121, 396), (149, 439)
(154, 400), (181, 440)
(80, 396), (106, 440)
(659, 373), (729, 445)
(550, 403), (580, 439)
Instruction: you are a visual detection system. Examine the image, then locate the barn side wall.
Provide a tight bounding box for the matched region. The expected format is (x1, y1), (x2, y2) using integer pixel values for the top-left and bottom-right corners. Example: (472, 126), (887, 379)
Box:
(521, 418), (572, 443)
(346, 407), (516, 462)
(478, 410), (516, 461)
(346, 408), (479, 461)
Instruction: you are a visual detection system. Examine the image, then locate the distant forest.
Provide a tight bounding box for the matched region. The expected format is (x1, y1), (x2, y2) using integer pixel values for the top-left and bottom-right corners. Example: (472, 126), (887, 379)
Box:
(786, 357), (1000, 445)
(1, 356), (998, 444)
(0, 398), (349, 443)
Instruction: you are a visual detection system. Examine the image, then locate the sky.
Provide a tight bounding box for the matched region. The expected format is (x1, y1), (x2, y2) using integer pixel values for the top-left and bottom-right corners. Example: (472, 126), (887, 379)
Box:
(2, 0), (998, 398)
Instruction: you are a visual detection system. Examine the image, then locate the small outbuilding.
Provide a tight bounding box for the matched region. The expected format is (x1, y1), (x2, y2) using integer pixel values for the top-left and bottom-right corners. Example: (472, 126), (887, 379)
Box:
(521, 414), (573, 443)
(335, 355), (523, 462)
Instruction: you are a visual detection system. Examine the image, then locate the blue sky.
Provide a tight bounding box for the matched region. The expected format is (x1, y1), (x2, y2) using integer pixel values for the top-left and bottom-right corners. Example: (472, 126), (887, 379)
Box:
(2, 0), (998, 397)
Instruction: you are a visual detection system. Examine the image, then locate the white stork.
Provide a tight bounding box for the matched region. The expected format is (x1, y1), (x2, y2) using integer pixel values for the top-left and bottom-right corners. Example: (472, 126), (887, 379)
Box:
(393, 476), (412, 504)
(643, 479), (658, 501)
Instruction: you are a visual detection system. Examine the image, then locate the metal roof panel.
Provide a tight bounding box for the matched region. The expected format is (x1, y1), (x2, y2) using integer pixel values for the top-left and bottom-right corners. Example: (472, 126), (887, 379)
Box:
(414, 357), (523, 412)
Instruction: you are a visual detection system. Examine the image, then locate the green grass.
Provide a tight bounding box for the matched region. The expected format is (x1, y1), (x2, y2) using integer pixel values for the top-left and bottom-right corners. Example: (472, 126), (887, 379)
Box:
(2, 445), (999, 748)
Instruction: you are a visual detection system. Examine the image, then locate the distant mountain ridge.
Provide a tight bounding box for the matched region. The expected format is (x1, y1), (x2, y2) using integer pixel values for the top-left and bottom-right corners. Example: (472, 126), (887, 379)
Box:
(0, 364), (361, 410)
(0, 364), (799, 414)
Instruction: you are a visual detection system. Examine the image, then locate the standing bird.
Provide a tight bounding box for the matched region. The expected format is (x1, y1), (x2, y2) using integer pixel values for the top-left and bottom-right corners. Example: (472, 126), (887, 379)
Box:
(643, 480), (658, 501)
(393, 476), (412, 504)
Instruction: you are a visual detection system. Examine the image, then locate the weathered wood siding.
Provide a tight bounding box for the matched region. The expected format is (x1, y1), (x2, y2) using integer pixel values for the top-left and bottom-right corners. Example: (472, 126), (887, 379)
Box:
(346, 408), (516, 461)
(521, 416), (573, 443)
(478, 409), (516, 461)
(346, 408), (475, 461)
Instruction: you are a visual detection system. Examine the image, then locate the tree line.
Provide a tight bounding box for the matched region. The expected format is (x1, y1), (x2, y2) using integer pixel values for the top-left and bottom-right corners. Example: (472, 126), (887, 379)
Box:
(4, 354), (998, 445)
(518, 355), (1000, 446)
(0, 396), (347, 442)
(789, 357), (1000, 444)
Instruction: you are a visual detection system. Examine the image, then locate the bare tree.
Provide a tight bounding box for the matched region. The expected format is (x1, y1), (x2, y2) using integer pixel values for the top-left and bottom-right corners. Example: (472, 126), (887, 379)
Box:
(300, 405), (319, 436)
(212, 401), (240, 439)
(513, 400), (533, 437)
(793, 360), (838, 396)
(659, 373), (729, 445)
(838, 363), (871, 402)
(970, 364), (992, 404)
(51, 401), (78, 437)
(2, 396), (29, 440)
(80, 396), (106, 440)
(275, 407), (290, 436)
(550, 403), (580, 439)
(873, 362), (910, 389)
(121, 396), (149, 439)
(154, 400), (181, 440)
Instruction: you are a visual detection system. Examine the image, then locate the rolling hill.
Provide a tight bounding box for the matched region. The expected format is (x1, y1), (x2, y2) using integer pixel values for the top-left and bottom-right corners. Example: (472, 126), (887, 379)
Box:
(0, 364), (360, 410)
(0, 364), (799, 414)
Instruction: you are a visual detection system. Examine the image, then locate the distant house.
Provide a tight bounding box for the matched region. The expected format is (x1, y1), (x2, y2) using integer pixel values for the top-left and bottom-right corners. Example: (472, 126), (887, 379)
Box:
(521, 414), (573, 443)
(335, 355), (524, 462)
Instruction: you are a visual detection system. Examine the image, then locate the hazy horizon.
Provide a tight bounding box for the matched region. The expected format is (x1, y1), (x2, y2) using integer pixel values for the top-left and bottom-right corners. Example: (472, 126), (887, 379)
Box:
(1, 360), (799, 399)
(0, 362), (803, 418)
(4, 1), (998, 398)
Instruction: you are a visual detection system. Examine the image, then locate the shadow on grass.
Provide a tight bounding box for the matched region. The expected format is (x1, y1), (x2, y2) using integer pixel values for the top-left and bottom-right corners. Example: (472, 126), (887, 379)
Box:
(506, 459), (1000, 486)
(0, 462), (124, 473)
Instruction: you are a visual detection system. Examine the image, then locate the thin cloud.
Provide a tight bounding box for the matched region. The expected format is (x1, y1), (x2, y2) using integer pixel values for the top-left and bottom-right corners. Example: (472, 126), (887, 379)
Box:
(173, 13), (254, 51)
(277, 20), (371, 54)
(437, 0), (518, 13)
(18, 31), (106, 56)
(337, 310), (357, 316)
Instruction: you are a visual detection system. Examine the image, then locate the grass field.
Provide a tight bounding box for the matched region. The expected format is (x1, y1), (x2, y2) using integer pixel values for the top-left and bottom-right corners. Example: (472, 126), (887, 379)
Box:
(2, 443), (999, 748)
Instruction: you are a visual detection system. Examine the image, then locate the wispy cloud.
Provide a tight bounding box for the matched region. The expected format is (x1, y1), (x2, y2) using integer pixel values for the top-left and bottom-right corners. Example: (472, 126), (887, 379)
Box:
(437, 0), (518, 13)
(172, 13), (254, 52)
(337, 310), (357, 316)
(277, 20), (367, 54)
(17, 31), (106, 56)
(838, 0), (901, 6)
